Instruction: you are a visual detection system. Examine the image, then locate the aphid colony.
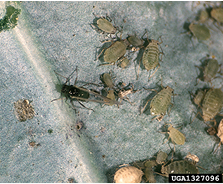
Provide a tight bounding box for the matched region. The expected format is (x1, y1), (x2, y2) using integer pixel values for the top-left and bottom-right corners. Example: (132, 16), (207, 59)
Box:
(113, 151), (201, 183)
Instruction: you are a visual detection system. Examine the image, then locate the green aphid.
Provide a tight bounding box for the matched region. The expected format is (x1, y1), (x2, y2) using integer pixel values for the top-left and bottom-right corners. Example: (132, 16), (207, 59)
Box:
(193, 89), (205, 106)
(189, 22), (210, 40)
(156, 151), (168, 165)
(142, 38), (163, 81)
(141, 83), (174, 121)
(100, 72), (114, 89)
(199, 10), (209, 23)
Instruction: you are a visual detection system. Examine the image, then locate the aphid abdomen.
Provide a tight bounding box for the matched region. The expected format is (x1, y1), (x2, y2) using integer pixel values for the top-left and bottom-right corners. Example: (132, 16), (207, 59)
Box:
(166, 161), (198, 175)
(204, 59), (219, 82)
(104, 41), (127, 64)
(202, 89), (223, 121)
(143, 43), (159, 71)
(150, 88), (172, 116)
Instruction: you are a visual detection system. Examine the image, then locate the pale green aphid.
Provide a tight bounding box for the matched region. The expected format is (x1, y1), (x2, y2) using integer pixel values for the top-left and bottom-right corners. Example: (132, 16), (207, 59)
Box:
(127, 35), (144, 47)
(92, 13), (117, 34)
(156, 151), (168, 165)
(96, 17), (117, 34)
(100, 72), (114, 88)
(203, 58), (221, 82)
(160, 160), (199, 177)
(192, 88), (223, 125)
(199, 9), (209, 23)
(193, 89), (205, 106)
(189, 22), (210, 40)
(142, 37), (163, 80)
(97, 38), (129, 66)
(201, 88), (223, 122)
(141, 83), (174, 121)
(165, 124), (186, 146)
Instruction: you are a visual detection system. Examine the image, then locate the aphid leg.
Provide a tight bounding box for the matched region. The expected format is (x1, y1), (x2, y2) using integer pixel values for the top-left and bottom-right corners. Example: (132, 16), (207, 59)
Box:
(77, 100), (94, 111)
(137, 56), (143, 80)
(99, 62), (116, 66)
(148, 63), (160, 81)
(167, 103), (174, 116)
(95, 48), (107, 61)
(143, 87), (159, 93)
(140, 98), (152, 114)
(105, 13), (112, 22)
(51, 97), (63, 103)
(213, 142), (222, 154)
(190, 111), (203, 124)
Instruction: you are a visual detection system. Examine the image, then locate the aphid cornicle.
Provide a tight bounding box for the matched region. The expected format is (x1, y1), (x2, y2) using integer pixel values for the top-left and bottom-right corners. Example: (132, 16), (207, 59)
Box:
(91, 13), (117, 34)
(114, 166), (144, 183)
(141, 36), (163, 80)
(189, 22), (210, 40)
(141, 81), (174, 121)
(52, 67), (121, 110)
(160, 160), (199, 177)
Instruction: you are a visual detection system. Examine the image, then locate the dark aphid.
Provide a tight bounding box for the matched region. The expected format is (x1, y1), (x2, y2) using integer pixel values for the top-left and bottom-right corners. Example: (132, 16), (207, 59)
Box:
(91, 13), (117, 34)
(52, 67), (121, 111)
(156, 151), (168, 165)
(214, 119), (223, 153)
(14, 99), (35, 122)
(141, 36), (163, 81)
(189, 22), (211, 40)
(161, 160), (199, 177)
(141, 80), (174, 121)
(114, 166), (144, 183)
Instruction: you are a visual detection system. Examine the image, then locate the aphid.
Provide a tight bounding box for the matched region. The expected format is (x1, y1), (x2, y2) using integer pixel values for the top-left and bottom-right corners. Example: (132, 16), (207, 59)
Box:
(156, 151), (168, 165)
(192, 88), (223, 125)
(144, 167), (156, 183)
(141, 80), (174, 121)
(114, 166), (144, 183)
(211, 8), (223, 24)
(91, 13), (117, 34)
(52, 67), (121, 110)
(14, 99), (35, 122)
(127, 35), (144, 47)
(214, 119), (223, 153)
(192, 89), (205, 106)
(100, 72), (114, 89)
(189, 22), (210, 41)
(144, 160), (157, 168)
(199, 9), (209, 23)
(185, 152), (199, 164)
(97, 37), (129, 66)
(117, 57), (130, 69)
(164, 124), (186, 146)
(104, 89), (116, 106)
(141, 36), (163, 80)
(160, 160), (199, 177)
(196, 56), (222, 84)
